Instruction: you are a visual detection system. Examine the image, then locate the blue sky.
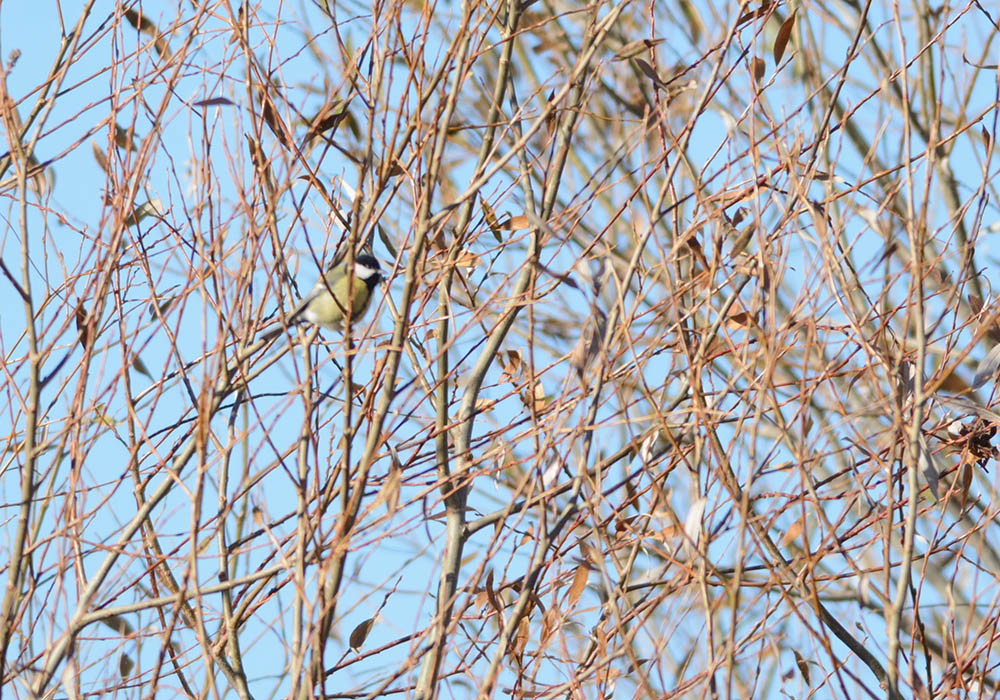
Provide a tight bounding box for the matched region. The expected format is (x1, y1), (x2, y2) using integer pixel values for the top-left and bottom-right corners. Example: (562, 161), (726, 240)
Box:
(4, 1), (1000, 698)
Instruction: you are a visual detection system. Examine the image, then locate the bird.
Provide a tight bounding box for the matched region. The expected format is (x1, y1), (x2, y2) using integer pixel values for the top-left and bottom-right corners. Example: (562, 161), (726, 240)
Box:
(288, 253), (384, 332)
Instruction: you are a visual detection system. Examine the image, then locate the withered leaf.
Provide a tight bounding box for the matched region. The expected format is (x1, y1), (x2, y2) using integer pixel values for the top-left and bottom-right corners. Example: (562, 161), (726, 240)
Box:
(119, 654), (134, 678)
(566, 564), (588, 606)
(193, 97), (235, 107)
(348, 617), (375, 651)
(500, 214), (530, 231)
(131, 354), (152, 379)
(634, 58), (665, 87)
(124, 8), (156, 34)
(91, 141), (108, 172)
(736, 1), (776, 27)
(75, 300), (91, 351)
(612, 38), (664, 61)
(773, 11), (796, 64)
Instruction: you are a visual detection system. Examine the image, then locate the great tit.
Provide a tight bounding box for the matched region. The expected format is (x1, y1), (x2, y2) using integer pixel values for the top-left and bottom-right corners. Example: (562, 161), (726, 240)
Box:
(289, 253), (384, 332)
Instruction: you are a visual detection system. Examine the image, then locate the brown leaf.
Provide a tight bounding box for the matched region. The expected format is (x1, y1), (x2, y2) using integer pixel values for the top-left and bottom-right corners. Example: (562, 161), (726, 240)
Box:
(306, 98), (350, 139)
(246, 134), (270, 179)
(634, 58), (665, 87)
(679, 0), (703, 43)
(935, 364), (969, 394)
(500, 214), (530, 231)
(75, 300), (91, 351)
(257, 85), (291, 149)
(566, 564), (588, 606)
(946, 462), (974, 509)
(379, 461), (401, 517)
(124, 8), (170, 59)
(512, 616), (529, 656)
(725, 310), (760, 331)
(793, 649), (810, 684)
(485, 570), (503, 616)
(124, 8), (157, 34)
(91, 141), (107, 172)
(119, 654), (134, 678)
(780, 515), (804, 548)
(131, 354), (152, 379)
(100, 615), (134, 635)
(152, 36), (171, 60)
(348, 617), (375, 651)
(500, 350), (523, 385)
(752, 57), (766, 84)
(544, 90), (557, 137)
(570, 308), (607, 380)
(521, 379), (548, 412)
(773, 11), (796, 64)
(541, 607), (558, 644)
(736, 1), (776, 27)
(612, 38), (664, 61)
(193, 97), (235, 107)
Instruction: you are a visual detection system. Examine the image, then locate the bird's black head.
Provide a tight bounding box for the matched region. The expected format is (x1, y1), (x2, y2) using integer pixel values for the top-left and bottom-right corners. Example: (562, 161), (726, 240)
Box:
(354, 254), (384, 288)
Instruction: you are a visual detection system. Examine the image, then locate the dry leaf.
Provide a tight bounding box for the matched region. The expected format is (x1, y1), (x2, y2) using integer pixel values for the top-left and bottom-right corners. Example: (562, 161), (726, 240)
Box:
(379, 462), (401, 517)
(725, 310), (760, 331)
(91, 141), (108, 172)
(348, 617), (375, 651)
(612, 38), (664, 61)
(485, 570), (503, 616)
(500, 350), (523, 385)
(793, 649), (810, 684)
(131, 354), (152, 379)
(256, 83), (292, 149)
(773, 11), (796, 64)
(945, 461), (974, 509)
(500, 214), (530, 231)
(305, 98), (350, 139)
(75, 300), (91, 350)
(101, 615), (134, 635)
(544, 90), (557, 137)
(512, 616), (529, 656)
(634, 58), (665, 87)
(119, 654), (134, 678)
(124, 8), (170, 59)
(124, 8), (156, 34)
(736, 1), (776, 27)
(780, 515), (804, 548)
(152, 36), (171, 60)
(193, 97), (235, 107)
(566, 564), (588, 606)
(521, 379), (548, 412)
(541, 607), (558, 644)
(570, 307), (607, 380)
